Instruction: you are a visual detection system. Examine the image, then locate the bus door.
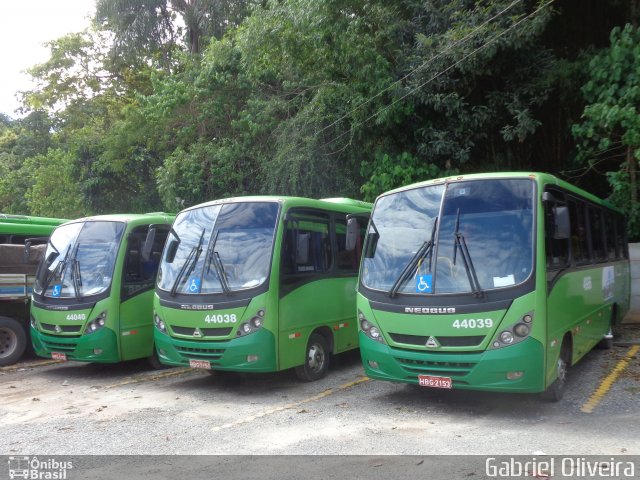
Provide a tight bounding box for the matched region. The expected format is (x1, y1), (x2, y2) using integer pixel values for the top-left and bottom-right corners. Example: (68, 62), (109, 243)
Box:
(118, 224), (169, 360)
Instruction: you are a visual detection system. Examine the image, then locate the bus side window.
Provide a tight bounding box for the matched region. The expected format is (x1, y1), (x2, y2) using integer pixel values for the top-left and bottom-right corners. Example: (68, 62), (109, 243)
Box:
(568, 199), (589, 265)
(588, 206), (606, 262)
(282, 215), (332, 277)
(122, 225), (168, 299)
(335, 218), (363, 273)
(605, 213), (617, 260)
(616, 214), (628, 260)
(544, 194), (569, 270)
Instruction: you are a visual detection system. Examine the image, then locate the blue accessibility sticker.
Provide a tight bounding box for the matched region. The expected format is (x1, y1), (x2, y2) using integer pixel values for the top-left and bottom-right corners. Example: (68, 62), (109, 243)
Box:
(415, 274), (433, 293)
(187, 277), (201, 294)
(51, 284), (62, 297)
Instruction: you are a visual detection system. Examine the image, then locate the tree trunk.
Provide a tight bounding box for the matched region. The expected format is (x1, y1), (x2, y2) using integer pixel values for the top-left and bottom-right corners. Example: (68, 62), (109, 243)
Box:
(629, 146), (637, 204)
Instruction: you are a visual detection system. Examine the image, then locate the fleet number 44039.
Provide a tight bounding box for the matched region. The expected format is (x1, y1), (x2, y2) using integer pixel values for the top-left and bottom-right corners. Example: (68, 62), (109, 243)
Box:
(452, 318), (493, 329)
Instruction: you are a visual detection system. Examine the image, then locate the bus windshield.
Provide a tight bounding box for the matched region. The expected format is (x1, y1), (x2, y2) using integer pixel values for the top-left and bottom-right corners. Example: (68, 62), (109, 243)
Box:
(157, 202), (279, 295)
(362, 178), (534, 295)
(34, 221), (125, 298)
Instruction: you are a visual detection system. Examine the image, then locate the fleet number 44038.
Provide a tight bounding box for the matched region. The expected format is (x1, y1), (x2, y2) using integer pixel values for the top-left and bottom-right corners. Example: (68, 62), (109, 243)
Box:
(204, 314), (237, 324)
(452, 318), (493, 329)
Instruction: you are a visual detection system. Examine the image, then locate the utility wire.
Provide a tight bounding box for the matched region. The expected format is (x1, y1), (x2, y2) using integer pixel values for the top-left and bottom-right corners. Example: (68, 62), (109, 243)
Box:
(320, 0), (555, 155)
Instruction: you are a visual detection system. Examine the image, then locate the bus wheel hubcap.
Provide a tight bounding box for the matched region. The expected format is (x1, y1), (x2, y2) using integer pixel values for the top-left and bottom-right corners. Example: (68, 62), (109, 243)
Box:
(0, 328), (17, 358)
(308, 344), (324, 372)
(557, 357), (566, 383)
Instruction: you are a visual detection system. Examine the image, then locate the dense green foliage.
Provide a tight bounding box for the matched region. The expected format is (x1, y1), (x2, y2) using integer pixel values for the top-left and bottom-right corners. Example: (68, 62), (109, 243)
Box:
(1, 0), (638, 236)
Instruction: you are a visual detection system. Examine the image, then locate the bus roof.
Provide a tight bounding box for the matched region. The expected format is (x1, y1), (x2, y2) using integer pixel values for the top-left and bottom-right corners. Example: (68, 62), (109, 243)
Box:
(57, 212), (175, 228)
(0, 214), (68, 237)
(377, 172), (620, 212)
(178, 196), (372, 215)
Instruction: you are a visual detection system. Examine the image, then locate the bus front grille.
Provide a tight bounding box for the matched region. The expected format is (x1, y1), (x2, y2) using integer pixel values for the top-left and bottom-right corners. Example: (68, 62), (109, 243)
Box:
(42, 341), (77, 352)
(170, 326), (233, 337)
(41, 323), (82, 335)
(389, 333), (485, 348)
(175, 346), (225, 361)
(396, 357), (476, 377)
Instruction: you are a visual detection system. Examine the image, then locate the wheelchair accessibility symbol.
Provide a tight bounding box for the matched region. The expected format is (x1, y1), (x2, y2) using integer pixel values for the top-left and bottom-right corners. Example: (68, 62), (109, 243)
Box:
(187, 278), (201, 293)
(51, 284), (62, 297)
(415, 274), (432, 293)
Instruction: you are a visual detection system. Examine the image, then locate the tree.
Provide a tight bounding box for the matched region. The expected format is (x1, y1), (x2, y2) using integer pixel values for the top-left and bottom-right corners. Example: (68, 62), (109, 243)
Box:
(573, 24), (640, 238)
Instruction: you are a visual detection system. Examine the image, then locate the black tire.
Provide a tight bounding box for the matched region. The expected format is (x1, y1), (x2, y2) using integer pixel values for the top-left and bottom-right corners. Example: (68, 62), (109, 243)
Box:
(295, 333), (330, 382)
(542, 341), (570, 402)
(146, 345), (168, 369)
(0, 316), (28, 366)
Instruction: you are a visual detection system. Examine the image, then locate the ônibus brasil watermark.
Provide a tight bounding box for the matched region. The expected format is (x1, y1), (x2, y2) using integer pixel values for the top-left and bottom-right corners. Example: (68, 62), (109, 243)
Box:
(486, 457), (636, 478)
(7, 457), (72, 480)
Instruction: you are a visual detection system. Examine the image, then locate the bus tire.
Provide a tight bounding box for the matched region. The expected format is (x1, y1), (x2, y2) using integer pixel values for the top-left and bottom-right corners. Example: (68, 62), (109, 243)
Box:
(0, 316), (27, 366)
(146, 346), (168, 370)
(295, 333), (330, 382)
(542, 339), (570, 402)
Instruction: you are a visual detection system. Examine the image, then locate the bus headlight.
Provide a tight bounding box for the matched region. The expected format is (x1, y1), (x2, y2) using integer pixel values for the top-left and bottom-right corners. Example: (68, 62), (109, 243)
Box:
(514, 323), (530, 337)
(359, 310), (386, 344)
(500, 331), (514, 344)
(84, 312), (107, 335)
(154, 312), (167, 334)
(237, 309), (265, 337)
(490, 311), (534, 349)
(30, 314), (39, 329)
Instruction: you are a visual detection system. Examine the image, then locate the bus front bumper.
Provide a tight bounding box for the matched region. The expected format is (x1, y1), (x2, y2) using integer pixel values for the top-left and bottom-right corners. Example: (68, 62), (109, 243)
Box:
(360, 333), (545, 393)
(154, 328), (277, 372)
(30, 326), (120, 363)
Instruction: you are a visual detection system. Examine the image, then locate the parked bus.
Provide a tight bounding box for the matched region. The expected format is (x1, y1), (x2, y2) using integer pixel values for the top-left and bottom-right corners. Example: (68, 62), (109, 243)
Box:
(30, 213), (174, 365)
(153, 196), (371, 381)
(351, 172), (629, 400)
(0, 214), (67, 365)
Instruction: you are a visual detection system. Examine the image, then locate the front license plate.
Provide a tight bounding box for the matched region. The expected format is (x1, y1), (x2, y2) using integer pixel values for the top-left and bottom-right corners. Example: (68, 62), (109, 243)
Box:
(418, 375), (452, 389)
(189, 359), (211, 370)
(51, 352), (67, 361)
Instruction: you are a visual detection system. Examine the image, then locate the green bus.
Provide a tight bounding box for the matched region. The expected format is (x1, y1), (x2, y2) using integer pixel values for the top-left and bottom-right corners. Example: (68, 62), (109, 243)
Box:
(353, 172), (630, 400)
(1, 214), (67, 365)
(30, 213), (174, 365)
(153, 196), (371, 381)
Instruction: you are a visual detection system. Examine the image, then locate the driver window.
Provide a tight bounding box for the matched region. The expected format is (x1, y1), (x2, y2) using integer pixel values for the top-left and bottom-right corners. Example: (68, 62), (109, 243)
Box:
(122, 225), (168, 299)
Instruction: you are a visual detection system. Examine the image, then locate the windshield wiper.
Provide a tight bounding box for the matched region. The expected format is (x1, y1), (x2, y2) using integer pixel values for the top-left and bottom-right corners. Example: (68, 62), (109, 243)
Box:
(452, 208), (483, 297)
(389, 217), (438, 298)
(203, 231), (231, 295)
(170, 229), (206, 297)
(41, 243), (72, 294)
(71, 259), (82, 299)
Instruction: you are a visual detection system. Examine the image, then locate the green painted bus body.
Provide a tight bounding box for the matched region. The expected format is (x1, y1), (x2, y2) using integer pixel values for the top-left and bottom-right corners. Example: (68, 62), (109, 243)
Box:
(153, 196), (371, 375)
(357, 172), (630, 394)
(30, 213), (174, 363)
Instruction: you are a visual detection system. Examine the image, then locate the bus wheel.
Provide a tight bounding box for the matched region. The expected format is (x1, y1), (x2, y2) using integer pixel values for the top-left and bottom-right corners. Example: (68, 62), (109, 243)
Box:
(146, 346), (168, 370)
(295, 333), (330, 382)
(0, 316), (27, 366)
(542, 343), (570, 402)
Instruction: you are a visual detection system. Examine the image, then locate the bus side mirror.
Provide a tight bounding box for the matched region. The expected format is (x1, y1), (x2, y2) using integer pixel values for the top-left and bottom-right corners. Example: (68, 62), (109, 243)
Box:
(141, 227), (157, 262)
(553, 206), (570, 240)
(345, 217), (359, 252)
(165, 239), (179, 264)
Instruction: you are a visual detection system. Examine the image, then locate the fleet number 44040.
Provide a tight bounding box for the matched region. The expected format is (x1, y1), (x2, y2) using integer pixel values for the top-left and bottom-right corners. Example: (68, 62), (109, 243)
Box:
(452, 318), (493, 329)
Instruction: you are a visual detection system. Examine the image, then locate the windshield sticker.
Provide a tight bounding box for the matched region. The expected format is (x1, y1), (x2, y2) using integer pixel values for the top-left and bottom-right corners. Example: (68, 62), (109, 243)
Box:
(416, 274), (433, 293)
(51, 285), (62, 297)
(493, 274), (515, 288)
(187, 278), (201, 294)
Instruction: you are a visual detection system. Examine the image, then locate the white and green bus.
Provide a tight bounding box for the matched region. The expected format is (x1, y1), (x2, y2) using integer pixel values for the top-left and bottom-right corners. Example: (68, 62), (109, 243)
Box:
(153, 196), (371, 380)
(352, 172), (629, 400)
